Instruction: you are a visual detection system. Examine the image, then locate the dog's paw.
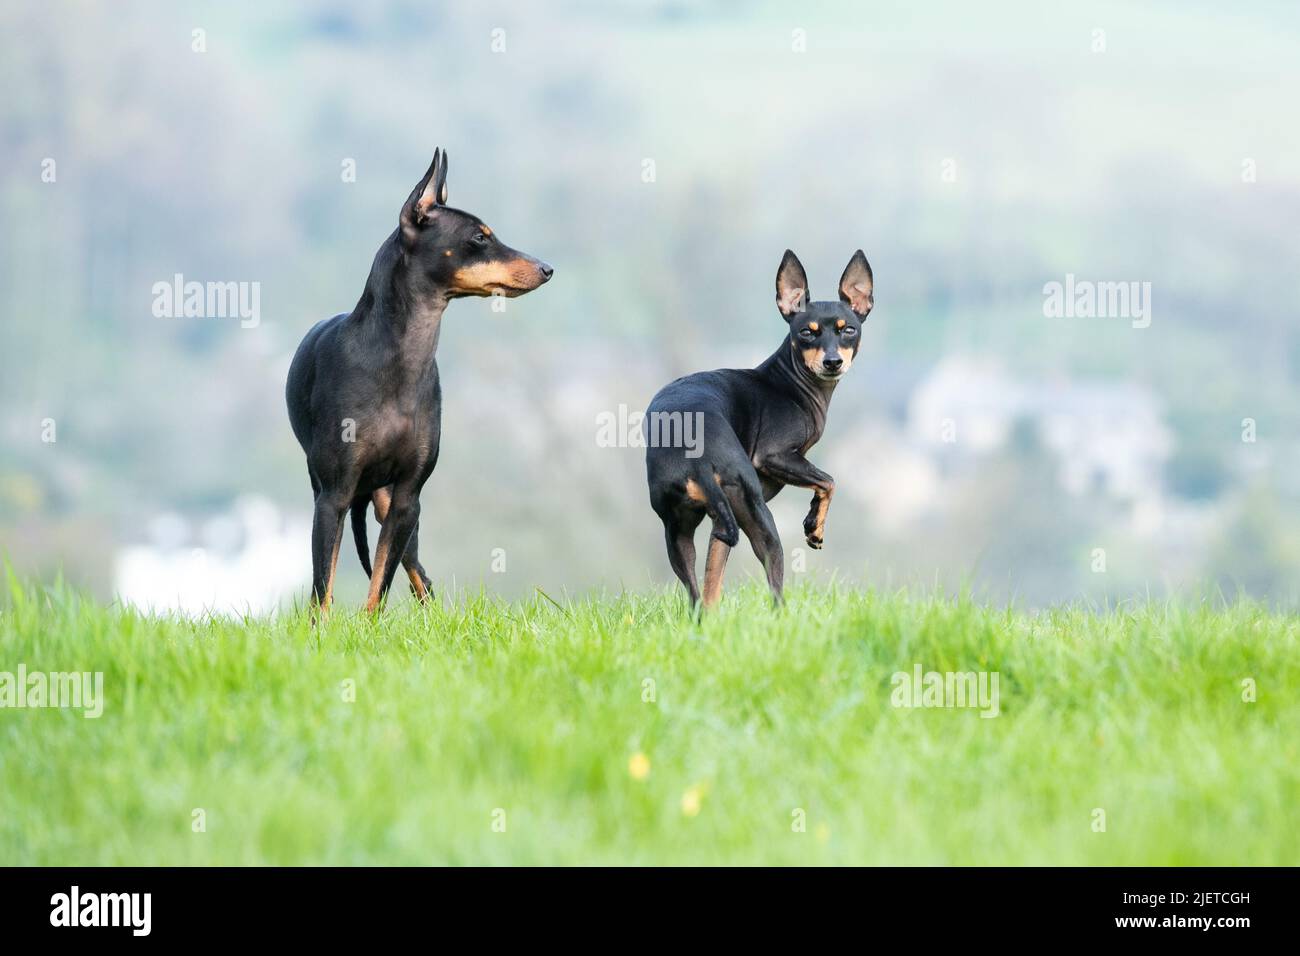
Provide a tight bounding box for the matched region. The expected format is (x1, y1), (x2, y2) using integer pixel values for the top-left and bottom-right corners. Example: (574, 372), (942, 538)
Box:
(805, 532), (824, 550)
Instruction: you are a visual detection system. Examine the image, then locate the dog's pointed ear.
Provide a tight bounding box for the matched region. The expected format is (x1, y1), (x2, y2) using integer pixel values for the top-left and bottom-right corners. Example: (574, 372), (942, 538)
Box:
(838, 249), (874, 317)
(400, 149), (449, 243)
(775, 249), (809, 319)
(432, 148), (449, 205)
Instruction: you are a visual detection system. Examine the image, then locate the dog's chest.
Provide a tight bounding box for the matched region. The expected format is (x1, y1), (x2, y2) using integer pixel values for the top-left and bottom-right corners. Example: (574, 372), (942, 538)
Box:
(356, 393), (440, 460)
(753, 401), (823, 457)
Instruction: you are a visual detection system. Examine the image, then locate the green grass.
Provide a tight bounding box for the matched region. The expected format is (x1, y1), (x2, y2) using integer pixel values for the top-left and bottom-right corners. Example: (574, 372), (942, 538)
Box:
(1, 574), (1297, 865)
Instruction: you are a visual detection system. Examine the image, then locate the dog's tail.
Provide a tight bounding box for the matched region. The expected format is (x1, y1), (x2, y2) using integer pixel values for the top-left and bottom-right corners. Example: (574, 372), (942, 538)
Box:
(350, 498), (373, 577)
(694, 468), (740, 548)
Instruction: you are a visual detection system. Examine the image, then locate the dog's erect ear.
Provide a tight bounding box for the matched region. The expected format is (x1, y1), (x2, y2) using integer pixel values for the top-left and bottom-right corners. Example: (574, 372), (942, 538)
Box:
(775, 250), (809, 319)
(431, 148), (449, 206)
(400, 149), (449, 242)
(838, 249), (874, 317)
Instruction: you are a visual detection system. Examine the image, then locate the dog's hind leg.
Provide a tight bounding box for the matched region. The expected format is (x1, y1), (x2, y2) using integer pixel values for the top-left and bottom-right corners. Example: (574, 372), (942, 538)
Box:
(661, 508), (705, 611)
(677, 472), (739, 615)
(371, 486), (432, 601)
(701, 533), (731, 609)
(732, 480), (785, 608)
(364, 486), (421, 613)
(401, 519), (432, 601)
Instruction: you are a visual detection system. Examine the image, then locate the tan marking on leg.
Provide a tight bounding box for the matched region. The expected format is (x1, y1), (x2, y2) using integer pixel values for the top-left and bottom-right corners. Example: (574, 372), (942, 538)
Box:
(809, 483), (835, 543)
(407, 565), (428, 601)
(684, 478), (707, 503)
(702, 537), (730, 608)
(364, 536), (392, 613)
(322, 511), (346, 609)
(372, 486), (392, 522)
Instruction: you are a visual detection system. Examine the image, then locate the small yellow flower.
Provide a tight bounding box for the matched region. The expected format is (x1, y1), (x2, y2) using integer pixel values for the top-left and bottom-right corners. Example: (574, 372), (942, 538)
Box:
(628, 752), (651, 781)
(681, 784), (705, 817)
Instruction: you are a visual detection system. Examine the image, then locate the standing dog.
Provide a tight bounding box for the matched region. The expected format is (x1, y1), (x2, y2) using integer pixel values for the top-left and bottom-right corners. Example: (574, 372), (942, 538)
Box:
(644, 249), (873, 611)
(286, 149), (552, 614)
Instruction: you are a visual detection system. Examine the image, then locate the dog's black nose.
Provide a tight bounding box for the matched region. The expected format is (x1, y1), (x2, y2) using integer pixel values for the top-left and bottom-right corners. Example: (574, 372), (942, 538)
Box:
(539, 262), (554, 280)
(823, 356), (843, 371)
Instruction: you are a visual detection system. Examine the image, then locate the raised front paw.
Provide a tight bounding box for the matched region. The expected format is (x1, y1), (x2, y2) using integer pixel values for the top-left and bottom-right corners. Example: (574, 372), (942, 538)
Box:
(805, 531), (824, 550)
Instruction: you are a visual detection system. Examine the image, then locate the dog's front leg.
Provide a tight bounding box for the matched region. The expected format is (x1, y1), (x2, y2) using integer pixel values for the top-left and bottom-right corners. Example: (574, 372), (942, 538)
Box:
(311, 494), (348, 618)
(364, 490), (421, 613)
(756, 453), (835, 549)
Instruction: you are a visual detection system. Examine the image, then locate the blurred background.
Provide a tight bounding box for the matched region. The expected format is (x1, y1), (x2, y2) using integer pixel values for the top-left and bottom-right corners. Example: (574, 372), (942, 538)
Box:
(2, 0), (1298, 612)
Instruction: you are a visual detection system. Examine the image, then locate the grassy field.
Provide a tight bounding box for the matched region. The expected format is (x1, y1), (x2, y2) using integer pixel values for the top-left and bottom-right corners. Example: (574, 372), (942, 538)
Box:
(1, 573), (1297, 865)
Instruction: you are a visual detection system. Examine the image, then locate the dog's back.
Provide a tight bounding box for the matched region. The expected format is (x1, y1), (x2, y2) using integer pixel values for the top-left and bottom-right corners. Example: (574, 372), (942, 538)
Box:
(285, 313), (347, 456)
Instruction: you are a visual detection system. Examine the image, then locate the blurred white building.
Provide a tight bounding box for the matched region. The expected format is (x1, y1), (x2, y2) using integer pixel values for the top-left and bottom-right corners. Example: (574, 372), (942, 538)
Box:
(114, 495), (310, 616)
(907, 357), (1029, 455)
(1034, 381), (1172, 501)
(813, 355), (1179, 538)
(907, 356), (1171, 500)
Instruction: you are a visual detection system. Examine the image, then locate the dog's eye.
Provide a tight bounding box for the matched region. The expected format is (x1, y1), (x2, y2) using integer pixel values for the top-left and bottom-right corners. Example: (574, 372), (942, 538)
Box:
(841, 326), (857, 338)
(798, 328), (816, 339)
(472, 233), (489, 246)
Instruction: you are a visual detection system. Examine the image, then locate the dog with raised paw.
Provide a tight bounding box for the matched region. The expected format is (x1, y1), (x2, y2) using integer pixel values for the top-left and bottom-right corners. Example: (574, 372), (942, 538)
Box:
(644, 249), (873, 612)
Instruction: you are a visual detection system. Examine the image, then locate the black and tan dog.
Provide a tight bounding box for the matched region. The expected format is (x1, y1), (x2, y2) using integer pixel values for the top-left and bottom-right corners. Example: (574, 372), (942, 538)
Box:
(286, 149), (552, 614)
(644, 249), (873, 611)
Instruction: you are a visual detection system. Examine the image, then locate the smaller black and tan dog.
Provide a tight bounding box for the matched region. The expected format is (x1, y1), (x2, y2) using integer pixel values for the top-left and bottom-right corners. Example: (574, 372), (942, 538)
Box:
(644, 249), (873, 611)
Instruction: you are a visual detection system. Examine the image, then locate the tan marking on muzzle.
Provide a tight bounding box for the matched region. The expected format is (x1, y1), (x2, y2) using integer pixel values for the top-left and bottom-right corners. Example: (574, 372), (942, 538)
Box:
(801, 346), (821, 373)
(451, 258), (546, 297)
(837, 346), (855, 372)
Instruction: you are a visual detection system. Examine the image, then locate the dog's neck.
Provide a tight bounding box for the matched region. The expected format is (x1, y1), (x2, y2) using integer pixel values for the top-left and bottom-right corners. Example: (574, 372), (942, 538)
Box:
(759, 335), (837, 437)
(354, 230), (449, 364)
(757, 337), (836, 432)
